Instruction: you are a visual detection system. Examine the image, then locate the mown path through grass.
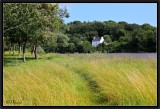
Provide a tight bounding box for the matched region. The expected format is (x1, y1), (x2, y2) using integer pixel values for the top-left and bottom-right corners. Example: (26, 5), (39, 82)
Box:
(46, 54), (113, 105)
(73, 69), (110, 105)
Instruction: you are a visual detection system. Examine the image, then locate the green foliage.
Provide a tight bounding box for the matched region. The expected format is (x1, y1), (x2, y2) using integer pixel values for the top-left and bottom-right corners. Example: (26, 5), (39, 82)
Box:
(3, 3), (70, 61)
(37, 46), (45, 54)
(96, 43), (105, 53)
(69, 34), (81, 44)
(41, 32), (58, 53)
(76, 41), (93, 53)
(67, 43), (76, 53)
(67, 20), (156, 53)
(85, 31), (98, 42)
(106, 41), (122, 53)
(103, 35), (112, 43)
(56, 34), (69, 53)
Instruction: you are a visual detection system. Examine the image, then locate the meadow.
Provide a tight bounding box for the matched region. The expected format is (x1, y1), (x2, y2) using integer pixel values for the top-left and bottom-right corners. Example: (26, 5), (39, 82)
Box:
(3, 52), (157, 106)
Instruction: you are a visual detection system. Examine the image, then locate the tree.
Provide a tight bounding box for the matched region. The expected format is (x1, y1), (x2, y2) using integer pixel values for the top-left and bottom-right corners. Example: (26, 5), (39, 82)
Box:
(41, 32), (58, 53)
(85, 31), (98, 43)
(69, 35), (81, 46)
(141, 23), (153, 31)
(92, 21), (105, 36)
(103, 35), (112, 43)
(56, 34), (69, 53)
(145, 30), (156, 52)
(67, 43), (75, 53)
(97, 43), (105, 53)
(76, 41), (93, 53)
(106, 41), (121, 53)
(3, 3), (69, 61)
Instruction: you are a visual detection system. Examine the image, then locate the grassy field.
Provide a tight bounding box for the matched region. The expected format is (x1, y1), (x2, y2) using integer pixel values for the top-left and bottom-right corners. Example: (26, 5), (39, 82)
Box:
(3, 52), (157, 106)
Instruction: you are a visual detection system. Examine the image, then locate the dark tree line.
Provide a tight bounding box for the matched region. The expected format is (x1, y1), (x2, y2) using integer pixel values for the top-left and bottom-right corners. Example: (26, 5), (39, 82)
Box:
(65, 20), (157, 53)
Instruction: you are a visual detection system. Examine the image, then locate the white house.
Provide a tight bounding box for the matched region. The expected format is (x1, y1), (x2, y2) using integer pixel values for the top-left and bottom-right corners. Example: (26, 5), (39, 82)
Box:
(92, 37), (104, 47)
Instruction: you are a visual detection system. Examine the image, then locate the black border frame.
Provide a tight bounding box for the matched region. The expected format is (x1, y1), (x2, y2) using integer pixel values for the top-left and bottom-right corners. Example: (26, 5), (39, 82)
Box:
(1, 0), (159, 3)
(0, 0), (159, 109)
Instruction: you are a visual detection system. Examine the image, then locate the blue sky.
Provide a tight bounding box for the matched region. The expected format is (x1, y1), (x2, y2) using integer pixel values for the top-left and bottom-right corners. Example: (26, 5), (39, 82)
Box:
(59, 3), (157, 27)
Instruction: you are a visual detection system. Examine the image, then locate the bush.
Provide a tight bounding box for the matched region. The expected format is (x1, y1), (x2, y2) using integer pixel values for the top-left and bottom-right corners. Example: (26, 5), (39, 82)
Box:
(76, 41), (93, 53)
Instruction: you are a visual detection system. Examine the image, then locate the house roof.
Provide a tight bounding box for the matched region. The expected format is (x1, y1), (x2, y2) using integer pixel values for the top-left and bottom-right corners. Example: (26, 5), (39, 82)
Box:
(92, 37), (101, 41)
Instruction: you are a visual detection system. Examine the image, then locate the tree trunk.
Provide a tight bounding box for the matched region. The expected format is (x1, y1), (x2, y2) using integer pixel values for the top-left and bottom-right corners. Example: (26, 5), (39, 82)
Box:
(22, 43), (26, 62)
(9, 46), (12, 55)
(18, 44), (21, 56)
(32, 45), (35, 55)
(34, 45), (37, 59)
(12, 44), (15, 55)
(9, 49), (11, 55)
(9, 43), (12, 55)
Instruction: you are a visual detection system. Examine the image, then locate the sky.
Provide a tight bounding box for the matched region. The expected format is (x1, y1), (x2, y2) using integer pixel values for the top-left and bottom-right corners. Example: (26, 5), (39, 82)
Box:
(59, 3), (157, 27)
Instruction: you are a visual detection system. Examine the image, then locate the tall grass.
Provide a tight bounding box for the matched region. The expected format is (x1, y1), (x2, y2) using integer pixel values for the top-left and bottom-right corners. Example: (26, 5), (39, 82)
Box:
(3, 52), (157, 106)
